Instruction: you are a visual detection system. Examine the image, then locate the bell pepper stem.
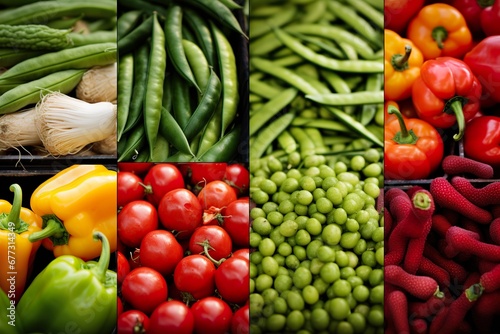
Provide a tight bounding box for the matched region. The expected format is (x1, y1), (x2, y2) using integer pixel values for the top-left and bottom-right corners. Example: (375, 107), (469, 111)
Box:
(477, 0), (495, 8)
(28, 218), (66, 243)
(432, 26), (448, 49)
(92, 231), (110, 282)
(391, 45), (412, 71)
(0, 184), (22, 231)
(388, 105), (419, 145)
(448, 99), (466, 141)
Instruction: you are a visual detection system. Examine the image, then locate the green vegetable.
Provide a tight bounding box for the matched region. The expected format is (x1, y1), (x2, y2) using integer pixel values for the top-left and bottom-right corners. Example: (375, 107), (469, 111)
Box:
(16, 232), (116, 334)
(0, 289), (19, 334)
(0, 24), (72, 50)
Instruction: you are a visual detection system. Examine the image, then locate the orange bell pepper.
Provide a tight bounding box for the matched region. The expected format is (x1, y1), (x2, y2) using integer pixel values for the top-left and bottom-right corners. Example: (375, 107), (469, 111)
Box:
(0, 184), (42, 303)
(28, 165), (117, 261)
(384, 29), (424, 101)
(407, 3), (473, 60)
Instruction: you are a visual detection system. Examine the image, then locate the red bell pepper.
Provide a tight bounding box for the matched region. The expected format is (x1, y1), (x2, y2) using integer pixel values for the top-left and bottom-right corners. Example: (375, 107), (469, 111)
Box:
(463, 116), (500, 168)
(412, 57), (482, 141)
(464, 36), (500, 107)
(452, 0), (499, 35)
(385, 105), (444, 180)
(384, 0), (425, 34)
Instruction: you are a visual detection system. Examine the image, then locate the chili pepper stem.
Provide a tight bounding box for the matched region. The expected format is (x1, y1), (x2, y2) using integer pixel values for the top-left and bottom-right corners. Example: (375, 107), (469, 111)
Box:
(448, 99), (466, 141)
(432, 26), (448, 49)
(466, 283), (484, 302)
(413, 192), (432, 210)
(28, 217), (67, 243)
(91, 231), (111, 282)
(392, 45), (412, 71)
(388, 105), (419, 144)
(0, 184), (24, 231)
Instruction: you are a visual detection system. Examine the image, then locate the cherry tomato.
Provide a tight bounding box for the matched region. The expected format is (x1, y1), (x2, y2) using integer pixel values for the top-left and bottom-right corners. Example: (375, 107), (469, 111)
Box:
(158, 188), (203, 240)
(118, 200), (159, 248)
(174, 254), (216, 300)
(117, 171), (146, 208)
(185, 163), (227, 185)
(189, 225), (232, 262)
(198, 180), (238, 210)
(221, 198), (250, 248)
(231, 304), (249, 334)
(224, 163), (250, 196)
(232, 248), (250, 260)
(117, 310), (150, 334)
(191, 297), (233, 334)
(140, 230), (184, 276)
(117, 297), (123, 317)
(215, 254), (249, 304)
(117, 251), (130, 286)
(148, 300), (194, 334)
(128, 248), (141, 270)
(143, 163), (185, 206)
(118, 162), (154, 176)
(121, 267), (168, 315)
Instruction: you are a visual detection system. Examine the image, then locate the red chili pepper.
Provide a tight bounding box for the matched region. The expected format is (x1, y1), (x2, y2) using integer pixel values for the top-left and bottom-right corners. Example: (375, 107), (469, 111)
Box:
(463, 116), (500, 168)
(386, 290), (410, 334)
(445, 226), (500, 261)
(442, 155), (494, 179)
(385, 265), (444, 300)
(384, 105), (444, 180)
(431, 214), (453, 238)
(412, 57), (482, 141)
(424, 243), (468, 284)
(479, 263), (500, 293)
(490, 217), (500, 245)
(464, 36), (500, 106)
(418, 256), (451, 288)
(473, 290), (500, 334)
(451, 177), (500, 207)
(430, 177), (493, 224)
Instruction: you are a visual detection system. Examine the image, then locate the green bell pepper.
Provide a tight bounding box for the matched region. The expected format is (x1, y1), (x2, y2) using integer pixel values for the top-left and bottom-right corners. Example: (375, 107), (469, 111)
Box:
(16, 231), (116, 334)
(1, 288), (19, 334)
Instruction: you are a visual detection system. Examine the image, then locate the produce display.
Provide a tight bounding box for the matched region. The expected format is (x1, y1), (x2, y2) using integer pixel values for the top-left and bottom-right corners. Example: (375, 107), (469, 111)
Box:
(116, 0), (248, 163)
(116, 162), (250, 333)
(0, 164), (117, 333)
(248, 0), (385, 333)
(0, 0), (118, 159)
(384, 1), (500, 333)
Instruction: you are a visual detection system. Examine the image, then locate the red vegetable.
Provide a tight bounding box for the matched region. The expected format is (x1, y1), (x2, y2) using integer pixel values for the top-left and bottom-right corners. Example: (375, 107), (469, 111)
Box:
(385, 265), (444, 300)
(479, 263), (500, 293)
(442, 155), (494, 179)
(480, 1), (500, 37)
(423, 243), (468, 284)
(387, 290), (410, 334)
(451, 177), (500, 207)
(431, 214), (453, 237)
(452, 0), (497, 35)
(418, 256), (450, 288)
(412, 57), (482, 141)
(473, 290), (500, 334)
(445, 226), (500, 262)
(490, 217), (500, 245)
(384, 0), (425, 34)
(409, 318), (428, 334)
(430, 177), (493, 224)
(463, 116), (500, 167)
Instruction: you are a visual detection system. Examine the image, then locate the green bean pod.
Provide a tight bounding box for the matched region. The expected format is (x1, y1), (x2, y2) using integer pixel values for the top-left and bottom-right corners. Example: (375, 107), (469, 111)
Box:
(183, 8), (216, 67)
(0, 42), (117, 85)
(305, 91), (384, 106)
(117, 10), (143, 40)
(197, 124), (242, 162)
(159, 106), (196, 158)
(118, 15), (153, 56)
(171, 71), (193, 130)
(123, 43), (150, 134)
(182, 39), (210, 93)
(211, 23), (240, 137)
(0, 69), (85, 114)
(144, 12), (166, 159)
(0, 48), (44, 68)
(68, 31), (117, 47)
(183, 68), (222, 142)
(250, 112), (295, 161)
(116, 53), (134, 142)
(197, 102), (223, 157)
(165, 5), (201, 93)
(0, 1), (117, 25)
(118, 123), (146, 162)
(150, 133), (169, 162)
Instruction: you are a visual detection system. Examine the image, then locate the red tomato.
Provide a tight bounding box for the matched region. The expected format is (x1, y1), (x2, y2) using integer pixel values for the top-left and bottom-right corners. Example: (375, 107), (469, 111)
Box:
(174, 254), (216, 300)
(148, 301), (194, 334)
(117, 310), (150, 334)
(140, 230), (184, 276)
(143, 163), (185, 206)
(184, 163), (228, 186)
(158, 188), (203, 240)
(198, 180), (238, 210)
(117, 171), (146, 208)
(215, 255), (249, 304)
(128, 248), (141, 270)
(117, 297), (123, 317)
(118, 162), (154, 176)
(221, 198), (250, 248)
(191, 297), (233, 334)
(231, 304), (249, 334)
(121, 267), (168, 315)
(224, 164), (250, 196)
(117, 251), (130, 286)
(189, 225), (232, 261)
(232, 248), (250, 260)
(118, 200), (159, 248)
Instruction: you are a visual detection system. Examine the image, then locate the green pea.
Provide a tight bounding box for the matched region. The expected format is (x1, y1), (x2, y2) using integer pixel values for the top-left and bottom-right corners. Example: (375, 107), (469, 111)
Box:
(322, 176), (338, 190)
(262, 201), (278, 214)
(337, 172), (360, 186)
(370, 284), (384, 304)
(306, 218), (322, 236)
(334, 161), (348, 174)
(355, 210), (370, 224)
(348, 312), (367, 333)
(319, 165), (336, 178)
(337, 321), (354, 334)
(361, 250), (376, 267)
(311, 308), (330, 331)
(368, 269), (384, 287)
(256, 274), (273, 292)
(353, 239), (367, 255)
(340, 232), (361, 249)
(332, 279), (352, 297)
(309, 258), (324, 275)
(372, 227), (384, 243)
(286, 254), (300, 270)
(267, 156), (283, 172)
(273, 191), (291, 203)
(273, 253), (286, 267)
(281, 177), (300, 193)
(270, 171), (287, 187)
(311, 212), (327, 224)
(287, 310), (305, 331)
(262, 288), (279, 305)
(277, 242), (292, 257)
(363, 182), (380, 199)
(259, 179), (278, 195)
(251, 207), (266, 220)
(293, 204), (308, 216)
(320, 262), (340, 283)
(367, 306), (384, 327)
(250, 232), (262, 248)
(317, 245), (336, 262)
(253, 189), (270, 204)
(270, 227), (286, 246)
(299, 176), (316, 192)
(250, 251), (263, 265)
(316, 197), (334, 214)
(340, 266), (356, 279)
(295, 229), (312, 246)
(362, 163), (382, 178)
(313, 188), (326, 201)
(279, 220), (298, 237)
(326, 186), (343, 206)
(287, 290), (305, 311)
(250, 175), (265, 188)
(329, 298), (351, 321)
(347, 276), (364, 289)
(287, 152), (301, 167)
(321, 224), (342, 246)
(274, 274), (293, 293)
(297, 189), (314, 205)
(345, 218), (360, 232)
(266, 314), (286, 332)
(273, 296), (288, 314)
(293, 245), (307, 261)
(313, 277), (330, 295)
(293, 266), (313, 289)
(306, 239), (323, 259)
(262, 304), (275, 318)
(302, 285), (320, 305)
(284, 212), (298, 222)
(259, 238), (276, 256)
(249, 293), (264, 316)
(352, 285), (370, 303)
(278, 199), (295, 214)
(262, 256), (279, 277)
(253, 217), (272, 235)
(335, 250), (349, 267)
(350, 155), (365, 171)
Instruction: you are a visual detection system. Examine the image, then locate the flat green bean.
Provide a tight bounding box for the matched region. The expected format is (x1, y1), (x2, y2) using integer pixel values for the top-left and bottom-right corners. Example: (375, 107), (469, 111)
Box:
(250, 4), (297, 39)
(250, 112), (295, 161)
(340, 0), (383, 29)
(306, 91), (384, 106)
(291, 117), (349, 133)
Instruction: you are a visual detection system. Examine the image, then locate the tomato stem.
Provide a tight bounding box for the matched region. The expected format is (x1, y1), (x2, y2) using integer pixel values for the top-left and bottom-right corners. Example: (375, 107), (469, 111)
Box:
(198, 239), (226, 266)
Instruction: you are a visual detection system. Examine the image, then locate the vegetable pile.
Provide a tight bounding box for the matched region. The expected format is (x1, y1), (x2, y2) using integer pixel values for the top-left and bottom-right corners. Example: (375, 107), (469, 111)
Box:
(384, 1), (500, 332)
(248, 1), (385, 332)
(116, 0), (248, 163)
(0, 164), (118, 334)
(0, 0), (118, 157)
(116, 162), (250, 334)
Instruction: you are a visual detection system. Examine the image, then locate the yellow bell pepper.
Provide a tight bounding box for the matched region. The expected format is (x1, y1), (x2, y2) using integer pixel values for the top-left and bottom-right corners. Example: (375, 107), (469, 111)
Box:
(0, 184), (42, 303)
(29, 165), (117, 261)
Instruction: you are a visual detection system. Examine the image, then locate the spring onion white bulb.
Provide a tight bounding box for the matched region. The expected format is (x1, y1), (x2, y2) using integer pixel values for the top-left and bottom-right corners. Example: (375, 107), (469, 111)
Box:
(76, 63), (117, 103)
